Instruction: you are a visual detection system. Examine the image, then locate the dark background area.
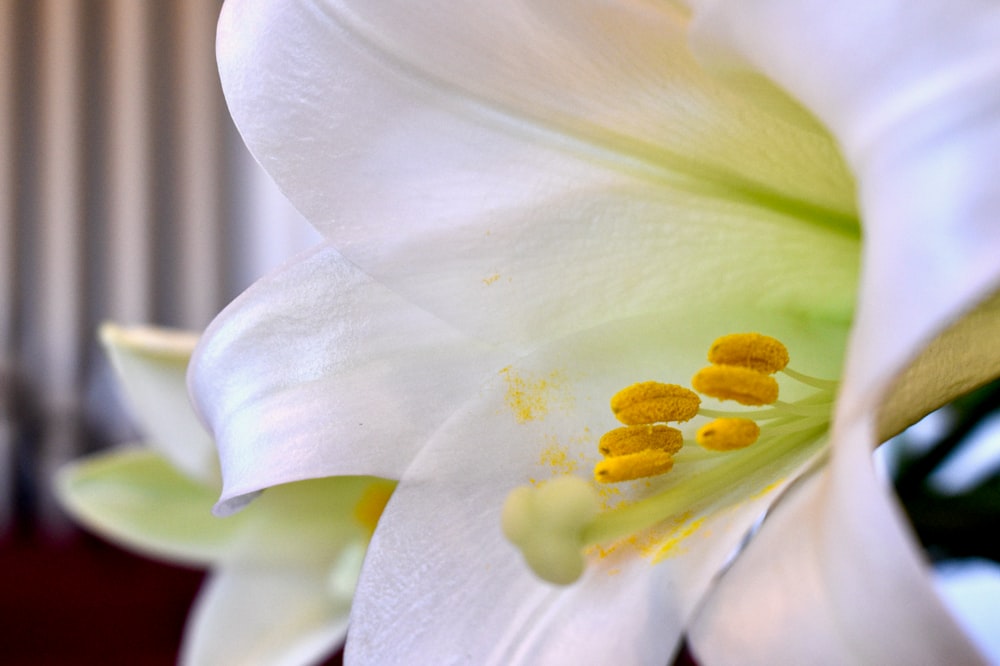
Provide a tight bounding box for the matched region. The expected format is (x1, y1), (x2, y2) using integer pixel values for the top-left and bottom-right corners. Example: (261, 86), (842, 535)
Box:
(0, 525), (202, 665)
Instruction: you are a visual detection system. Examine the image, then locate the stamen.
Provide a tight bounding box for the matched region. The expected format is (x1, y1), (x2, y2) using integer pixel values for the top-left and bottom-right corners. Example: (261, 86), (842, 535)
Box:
(582, 422), (829, 549)
(610, 381), (700, 425)
(707, 333), (789, 374)
(502, 476), (599, 584)
(594, 450), (675, 483)
(771, 400), (835, 417)
(599, 425), (683, 457)
(691, 365), (779, 406)
(507, 332), (839, 586)
(696, 418), (760, 451)
(781, 366), (840, 391)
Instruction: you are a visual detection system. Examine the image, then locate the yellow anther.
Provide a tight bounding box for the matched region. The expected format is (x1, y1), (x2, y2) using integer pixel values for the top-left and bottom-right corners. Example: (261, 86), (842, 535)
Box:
(594, 449), (675, 483)
(696, 418), (761, 451)
(691, 365), (779, 406)
(707, 333), (789, 374)
(610, 381), (700, 425)
(599, 425), (683, 457)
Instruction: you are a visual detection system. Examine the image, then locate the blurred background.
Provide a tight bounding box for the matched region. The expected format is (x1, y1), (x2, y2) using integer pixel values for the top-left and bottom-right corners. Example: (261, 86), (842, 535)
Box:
(0, 1), (317, 662)
(1, 0), (998, 664)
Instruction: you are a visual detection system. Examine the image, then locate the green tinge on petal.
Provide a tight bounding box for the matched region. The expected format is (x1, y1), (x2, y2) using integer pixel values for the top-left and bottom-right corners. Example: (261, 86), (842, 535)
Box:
(217, 0), (859, 360)
(57, 448), (397, 570)
(222, 475), (397, 568)
(56, 449), (237, 566)
(100, 323), (220, 485)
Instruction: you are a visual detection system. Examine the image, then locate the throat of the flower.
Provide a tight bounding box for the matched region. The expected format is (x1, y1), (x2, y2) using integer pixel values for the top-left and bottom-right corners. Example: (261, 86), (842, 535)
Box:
(502, 332), (837, 585)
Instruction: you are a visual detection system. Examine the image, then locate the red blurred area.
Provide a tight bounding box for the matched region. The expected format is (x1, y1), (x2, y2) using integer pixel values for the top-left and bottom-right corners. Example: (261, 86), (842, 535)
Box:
(0, 528), (203, 665)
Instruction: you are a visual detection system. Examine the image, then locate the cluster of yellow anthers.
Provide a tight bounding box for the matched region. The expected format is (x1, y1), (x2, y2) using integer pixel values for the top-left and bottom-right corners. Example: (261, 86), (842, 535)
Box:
(595, 333), (794, 484)
(503, 332), (838, 584)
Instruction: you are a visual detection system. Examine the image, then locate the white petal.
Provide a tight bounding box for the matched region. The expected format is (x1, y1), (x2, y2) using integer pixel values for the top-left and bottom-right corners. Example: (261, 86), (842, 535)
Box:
(348, 303), (848, 663)
(55, 449), (235, 566)
(190, 243), (504, 513)
(216, 474), (393, 569)
(181, 567), (349, 666)
(689, 0), (1000, 412)
(217, 0), (859, 350)
(685, 3), (1000, 660)
(100, 323), (218, 484)
(689, 290), (1000, 664)
(690, 416), (987, 665)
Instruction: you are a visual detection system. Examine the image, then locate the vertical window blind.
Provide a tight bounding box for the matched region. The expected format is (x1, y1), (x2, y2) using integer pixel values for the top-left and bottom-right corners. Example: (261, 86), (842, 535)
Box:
(0, 0), (317, 534)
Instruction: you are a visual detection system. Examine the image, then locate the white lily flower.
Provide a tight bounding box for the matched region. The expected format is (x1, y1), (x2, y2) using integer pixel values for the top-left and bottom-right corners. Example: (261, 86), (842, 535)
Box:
(191, 0), (1000, 663)
(57, 324), (394, 666)
(680, 2), (1000, 663)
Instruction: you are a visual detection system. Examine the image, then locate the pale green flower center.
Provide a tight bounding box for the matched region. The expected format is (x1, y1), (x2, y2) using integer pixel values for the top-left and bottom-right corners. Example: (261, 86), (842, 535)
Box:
(503, 333), (838, 584)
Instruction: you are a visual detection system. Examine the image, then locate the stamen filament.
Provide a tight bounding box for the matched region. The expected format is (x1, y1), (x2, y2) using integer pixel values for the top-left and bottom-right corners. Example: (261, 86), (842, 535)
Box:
(697, 399), (832, 421)
(698, 406), (790, 421)
(780, 367), (839, 391)
(759, 415), (830, 439)
(672, 415), (825, 461)
(581, 423), (828, 546)
(771, 400), (836, 417)
(793, 391), (840, 406)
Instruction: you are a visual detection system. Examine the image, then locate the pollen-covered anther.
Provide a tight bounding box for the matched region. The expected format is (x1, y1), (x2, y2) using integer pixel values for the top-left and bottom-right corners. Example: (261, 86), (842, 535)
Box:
(707, 333), (789, 374)
(594, 449), (675, 483)
(610, 381), (700, 425)
(696, 418), (761, 451)
(599, 425), (683, 457)
(691, 365), (779, 406)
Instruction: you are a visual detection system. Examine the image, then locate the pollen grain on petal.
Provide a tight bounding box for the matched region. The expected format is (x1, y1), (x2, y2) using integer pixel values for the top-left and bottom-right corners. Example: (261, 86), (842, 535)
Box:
(654, 516), (707, 561)
(500, 366), (567, 423)
(707, 333), (789, 374)
(610, 381), (700, 425)
(691, 365), (779, 406)
(539, 439), (580, 475)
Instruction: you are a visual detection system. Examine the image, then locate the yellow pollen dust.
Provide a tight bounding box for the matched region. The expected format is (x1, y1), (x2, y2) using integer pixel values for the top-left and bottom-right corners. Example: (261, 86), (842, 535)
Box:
(708, 332), (789, 374)
(599, 425), (683, 457)
(696, 417), (760, 451)
(594, 449), (674, 483)
(500, 367), (564, 423)
(610, 382), (700, 425)
(655, 516), (707, 560)
(539, 441), (579, 475)
(691, 365), (779, 406)
(353, 482), (395, 534)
